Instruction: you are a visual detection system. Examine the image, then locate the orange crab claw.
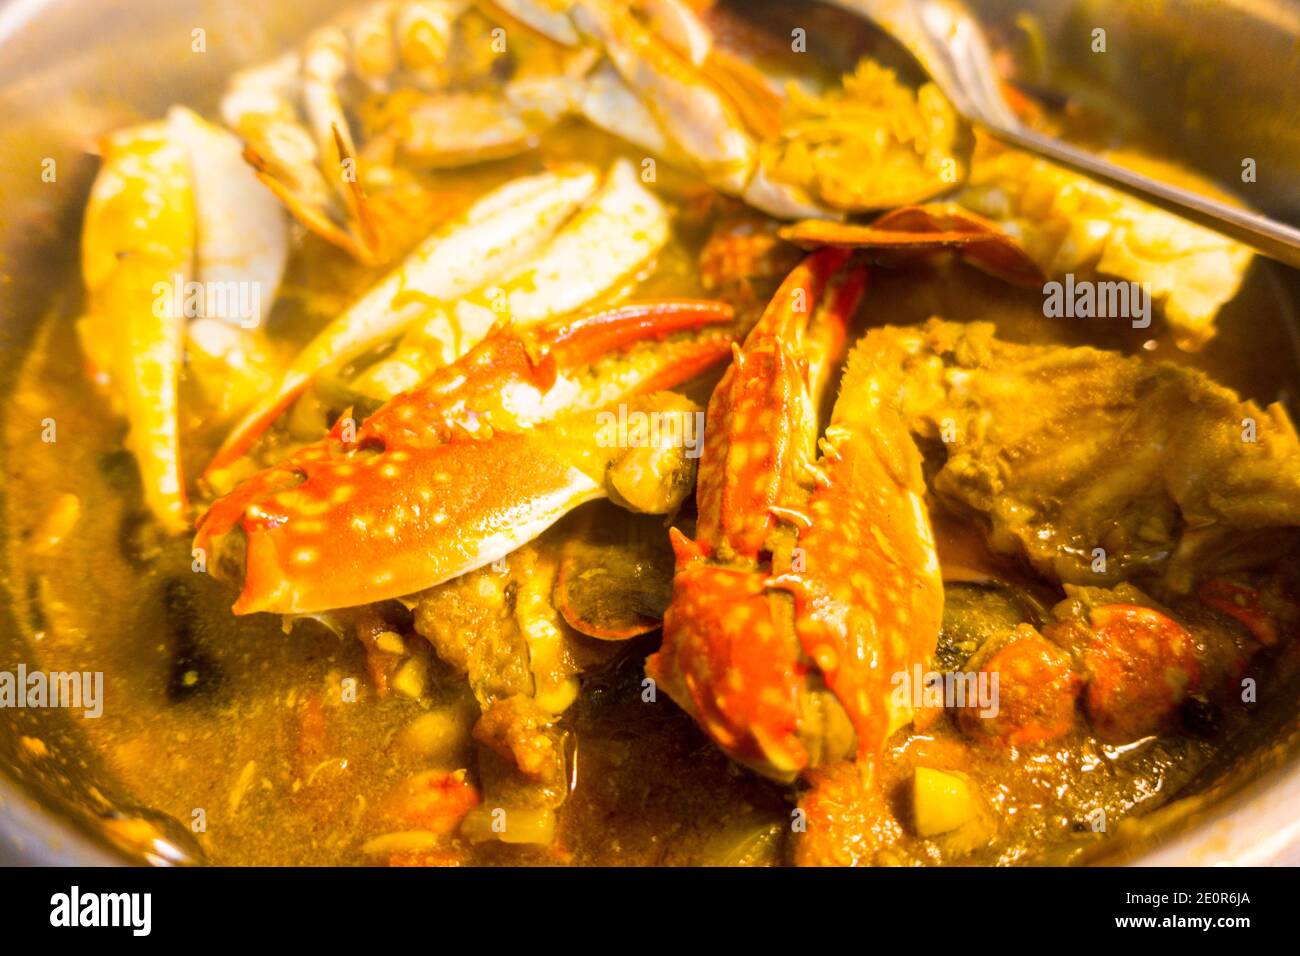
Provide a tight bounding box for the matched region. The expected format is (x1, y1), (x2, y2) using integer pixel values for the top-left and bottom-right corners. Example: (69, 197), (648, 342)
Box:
(658, 536), (810, 774)
(195, 299), (735, 615)
(649, 250), (943, 783)
(692, 247), (857, 559)
(649, 249), (864, 780)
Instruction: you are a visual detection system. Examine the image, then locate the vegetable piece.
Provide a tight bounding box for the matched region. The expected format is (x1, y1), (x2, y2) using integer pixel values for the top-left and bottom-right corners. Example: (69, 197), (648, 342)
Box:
(957, 624), (1081, 747)
(391, 656), (428, 699)
(393, 699), (477, 768)
(912, 767), (978, 837)
(696, 817), (786, 867)
(605, 394), (704, 515)
(459, 805), (557, 845)
(1082, 604), (1201, 742)
(473, 696), (564, 782)
(360, 831), (444, 857)
(380, 769), (480, 834)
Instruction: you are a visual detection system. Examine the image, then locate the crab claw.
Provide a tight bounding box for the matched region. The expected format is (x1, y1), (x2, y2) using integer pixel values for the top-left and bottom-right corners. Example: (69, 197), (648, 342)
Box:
(648, 249), (943, 783)
(194, 299), (735, 615)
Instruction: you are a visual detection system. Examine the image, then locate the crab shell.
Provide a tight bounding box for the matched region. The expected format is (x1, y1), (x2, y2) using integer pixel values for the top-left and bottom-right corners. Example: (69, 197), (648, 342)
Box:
(195, 299), (737, 615)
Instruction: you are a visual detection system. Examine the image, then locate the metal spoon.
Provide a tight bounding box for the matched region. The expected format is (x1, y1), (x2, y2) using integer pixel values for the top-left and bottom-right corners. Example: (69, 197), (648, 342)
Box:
(836, 0), (1300, 270)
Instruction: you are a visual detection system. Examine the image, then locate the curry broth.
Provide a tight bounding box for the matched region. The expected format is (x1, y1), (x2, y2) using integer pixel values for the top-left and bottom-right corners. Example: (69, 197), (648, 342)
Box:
(6, 109), (1300, 865)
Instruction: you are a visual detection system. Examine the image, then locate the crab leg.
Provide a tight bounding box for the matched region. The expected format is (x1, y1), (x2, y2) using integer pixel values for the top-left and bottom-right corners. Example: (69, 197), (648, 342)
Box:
(79, 109), (293, 531)
(301, 28), (361, 209)
(165, 107), (290, 437)
(395, 1), (466, 75)
(638, 0), (713, 66)
(222, 2), (472, 263)
(78, 123), (196, 534)
(691, 249), (857, 559)
(195, 299), (735, 615)
(205, 165), (600, 474)
(349, 2), (402, 82)
(370, 89), (551, 169)
(570, 0), (756, 195)
(480, 0), (581, 46)
(779, 204), (1044, 286)
(511, 64), (678, 163)
(530, 0), (823, 218)
(766, 326), (943, 769)
(220, 53), (346, 251)
(648, 250), (858, 779)
(300, 25), (387, 264)
(166, 106), (289, 330)
(649, 249), (943, 783)
(348, 1), (468, 86)
(355, 157), (672, 398)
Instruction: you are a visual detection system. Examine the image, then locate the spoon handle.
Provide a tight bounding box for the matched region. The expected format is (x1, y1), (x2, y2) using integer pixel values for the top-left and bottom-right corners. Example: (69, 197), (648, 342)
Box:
(989, 124), (1300, 271)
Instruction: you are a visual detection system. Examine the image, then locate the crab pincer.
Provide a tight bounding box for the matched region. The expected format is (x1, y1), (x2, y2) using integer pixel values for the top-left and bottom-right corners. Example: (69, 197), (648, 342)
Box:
(194, 299), (735, 615)
(648, 249), (944, 784)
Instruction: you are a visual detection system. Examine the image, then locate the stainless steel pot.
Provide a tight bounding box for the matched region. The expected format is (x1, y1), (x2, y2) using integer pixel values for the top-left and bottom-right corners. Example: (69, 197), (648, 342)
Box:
(2, 0), (1298, 866)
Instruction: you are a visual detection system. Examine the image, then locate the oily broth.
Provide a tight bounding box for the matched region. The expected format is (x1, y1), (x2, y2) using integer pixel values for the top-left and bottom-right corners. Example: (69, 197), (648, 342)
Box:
(7, 316), (399, 866)
(4, 326), (786, 866)
(5, 113), (1300, 865)
(3, 127), (781, 866)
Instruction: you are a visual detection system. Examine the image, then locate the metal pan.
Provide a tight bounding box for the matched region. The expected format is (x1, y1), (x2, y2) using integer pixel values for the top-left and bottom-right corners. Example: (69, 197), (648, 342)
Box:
(1, 0), (1298, 865)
